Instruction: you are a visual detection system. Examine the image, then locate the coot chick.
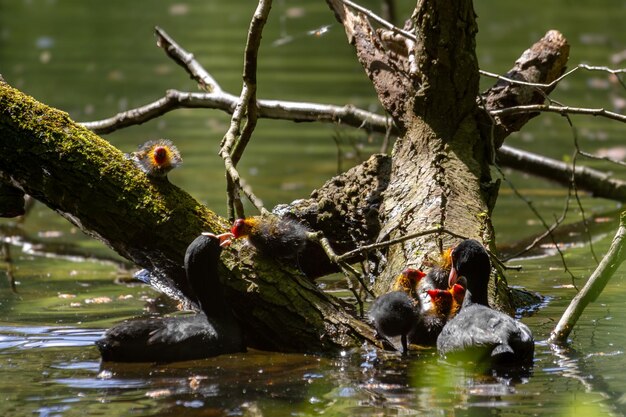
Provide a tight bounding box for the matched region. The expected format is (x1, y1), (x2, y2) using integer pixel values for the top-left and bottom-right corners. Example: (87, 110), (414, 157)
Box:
(419, 247), (453, 292)
(391, 268), (427, 299)
(437, 239), (534, 365)
(230, 215), (311, 262)
(408, 288), (453, 346)
(448, 281), (466, 319)
(96, 234), (245, 362)
(129, 139), (182, 179)
(369, 291), (420, 355)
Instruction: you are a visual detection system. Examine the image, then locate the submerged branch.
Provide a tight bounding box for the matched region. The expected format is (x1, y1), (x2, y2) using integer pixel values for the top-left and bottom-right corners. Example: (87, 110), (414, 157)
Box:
(549, 211), (626, 345)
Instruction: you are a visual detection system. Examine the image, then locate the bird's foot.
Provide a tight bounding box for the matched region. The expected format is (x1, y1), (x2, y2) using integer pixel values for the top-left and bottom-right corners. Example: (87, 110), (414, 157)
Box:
(202, 232), (235, 247)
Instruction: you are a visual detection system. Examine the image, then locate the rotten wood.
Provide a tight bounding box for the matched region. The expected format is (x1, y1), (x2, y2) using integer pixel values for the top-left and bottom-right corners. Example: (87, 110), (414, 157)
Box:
(479, 30), (570, 148)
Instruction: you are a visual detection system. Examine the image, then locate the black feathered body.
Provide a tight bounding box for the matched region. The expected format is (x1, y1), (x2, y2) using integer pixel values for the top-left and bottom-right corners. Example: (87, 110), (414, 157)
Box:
(96, 312), (237, 363)
(436, 299), (534, 364)
(438, 239), (534, 365)
(408, 310), (448, 347)
(96, 235), (245, 362)
(369, 291), (420, 353)
(247, 216), (310, 261)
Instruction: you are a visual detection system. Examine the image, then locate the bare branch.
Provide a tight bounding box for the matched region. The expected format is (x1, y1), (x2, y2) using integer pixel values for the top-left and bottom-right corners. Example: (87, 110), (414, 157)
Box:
(498, 145), (626, 202)
(480, 63), (626, 91)
(491, 103), (626, 124)
(81, 90), (392, 135)
(549, 211), (626, 345)
(219, 0), (272, 219)
(80, 26), (626, 215)
(154, 26), (222, 93)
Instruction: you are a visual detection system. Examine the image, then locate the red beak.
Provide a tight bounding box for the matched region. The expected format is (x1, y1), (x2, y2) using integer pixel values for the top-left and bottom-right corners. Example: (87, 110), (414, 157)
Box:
(448, 265), (458, 287)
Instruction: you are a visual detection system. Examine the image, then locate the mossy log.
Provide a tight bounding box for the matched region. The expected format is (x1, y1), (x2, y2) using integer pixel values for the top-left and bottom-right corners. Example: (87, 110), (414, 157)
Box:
(0, 81), (380, 352)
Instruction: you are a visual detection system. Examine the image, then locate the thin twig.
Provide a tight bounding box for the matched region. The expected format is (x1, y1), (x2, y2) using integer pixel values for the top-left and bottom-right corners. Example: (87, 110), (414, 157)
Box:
(495, 164), (579, 288)
(479, 63), (626, 91)
(154, 26), (222, 93)
(338, 0), (416, 41)
(218, 0), (272, 219)
(490, 103), (626, 123)
(561, 108), (600, 265)
(335, 227), (463, 262)
(483, 93), (580, 278)
(577, 149), (626, 168)
(308, 231), (374, 316)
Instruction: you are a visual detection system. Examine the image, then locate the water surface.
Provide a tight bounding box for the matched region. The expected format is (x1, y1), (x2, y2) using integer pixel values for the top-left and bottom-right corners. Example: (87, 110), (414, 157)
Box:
(1, 1), (626, 416)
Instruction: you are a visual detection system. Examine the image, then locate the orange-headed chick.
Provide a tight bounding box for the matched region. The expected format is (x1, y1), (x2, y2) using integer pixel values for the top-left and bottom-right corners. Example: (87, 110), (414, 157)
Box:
(448, 281), (466, 319)
(408, 288), (453, 346)
(419, 246), (454, 292)
(231, 215), (311, 261)
(392, 268), (426, 299)
(131, 139), (182, 179)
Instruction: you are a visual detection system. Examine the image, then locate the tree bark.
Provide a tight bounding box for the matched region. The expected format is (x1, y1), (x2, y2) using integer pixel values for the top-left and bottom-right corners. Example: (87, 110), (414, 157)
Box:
(326, 0), (570, 308)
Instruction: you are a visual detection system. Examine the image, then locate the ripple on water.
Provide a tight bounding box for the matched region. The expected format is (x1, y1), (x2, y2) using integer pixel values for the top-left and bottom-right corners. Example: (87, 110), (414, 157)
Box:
(0, 326), (103, 351)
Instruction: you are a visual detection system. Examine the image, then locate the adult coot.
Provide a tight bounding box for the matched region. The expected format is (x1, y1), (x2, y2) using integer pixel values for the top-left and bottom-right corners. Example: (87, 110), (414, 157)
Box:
(96, 234), (245, 362)
(437, 239), (534, 365)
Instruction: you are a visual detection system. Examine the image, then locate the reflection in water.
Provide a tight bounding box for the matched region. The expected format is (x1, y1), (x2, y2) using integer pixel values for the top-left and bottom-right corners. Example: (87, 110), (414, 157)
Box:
(0, 321), (621, 416)
(549, 343), (626, 415)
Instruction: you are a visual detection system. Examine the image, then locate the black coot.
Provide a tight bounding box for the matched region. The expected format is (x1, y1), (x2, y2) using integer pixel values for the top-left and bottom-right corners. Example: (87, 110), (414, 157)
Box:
(369, 291), (420, 355)
(437, 239), (534, 365)
(96, 234), (245, 362)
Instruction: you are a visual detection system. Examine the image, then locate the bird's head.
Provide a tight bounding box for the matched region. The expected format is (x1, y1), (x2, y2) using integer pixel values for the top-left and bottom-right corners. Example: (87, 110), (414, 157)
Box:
(231, 218), (256, 239)
(450, 282), (466, 305)
(392, 268), (426, 297)
(134, 139), (182, 178)
(448, 240), (491, 306)
(448, 239), (491, 286)
(402, 268), (426, 285)
(426, 288), (453, 316)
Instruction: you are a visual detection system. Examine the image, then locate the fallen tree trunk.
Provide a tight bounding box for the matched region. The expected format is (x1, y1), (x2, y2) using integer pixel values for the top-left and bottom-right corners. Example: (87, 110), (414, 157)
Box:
(0, 81), (381, 352)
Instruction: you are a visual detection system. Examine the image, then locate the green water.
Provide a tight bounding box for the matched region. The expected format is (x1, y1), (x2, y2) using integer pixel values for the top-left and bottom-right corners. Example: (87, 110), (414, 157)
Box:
(1, 0), (626, 416)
